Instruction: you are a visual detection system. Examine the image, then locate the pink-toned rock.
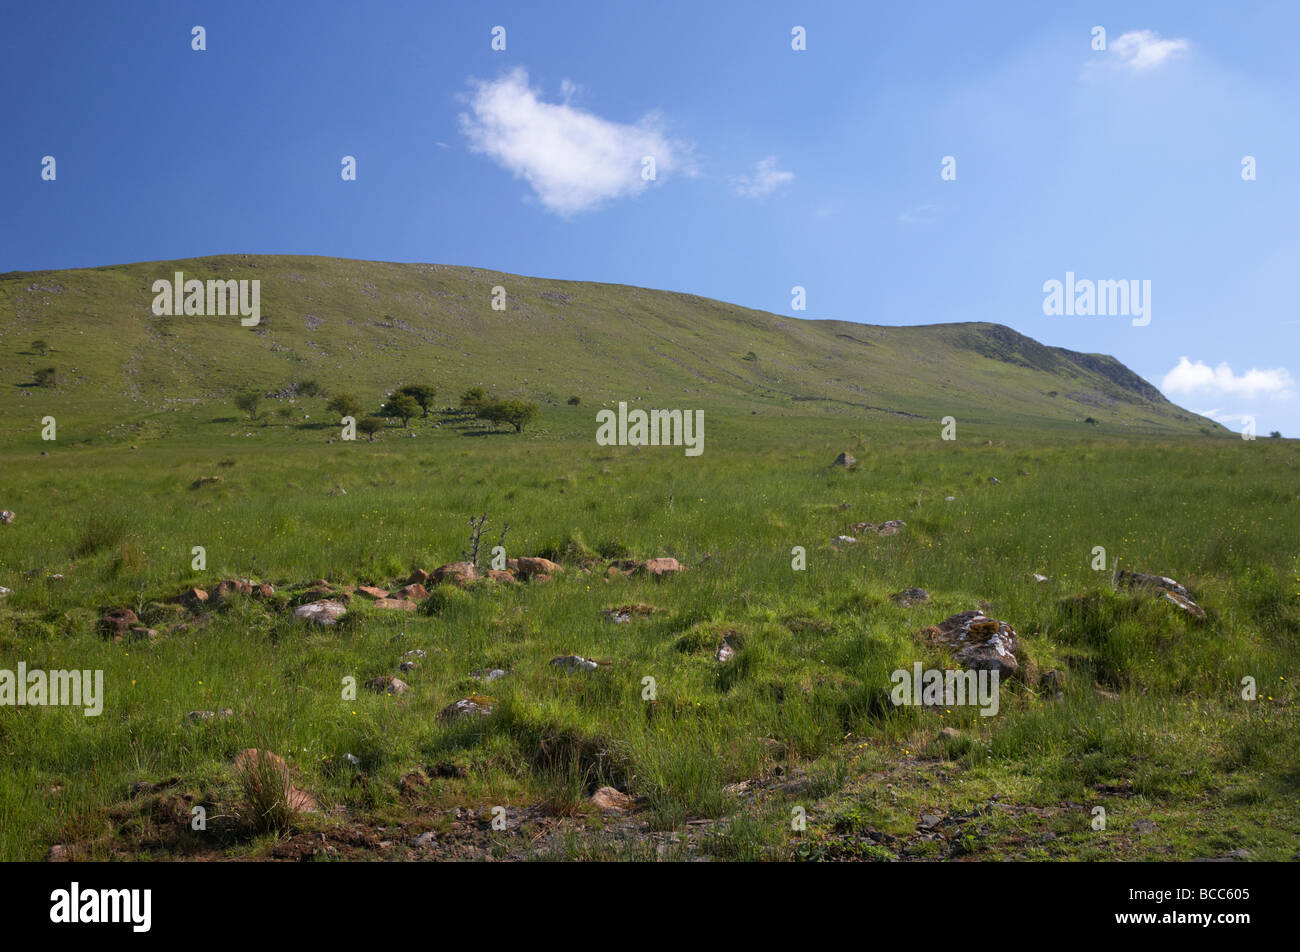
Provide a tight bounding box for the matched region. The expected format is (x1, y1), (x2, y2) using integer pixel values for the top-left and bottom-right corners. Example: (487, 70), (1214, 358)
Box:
(293, 599), (347, 626)
(590, 786), (636, 813)
(397, 583), (428, 600)
(407, 569), (431, 585)
(487, 570), (517, 584)
(638, 558), (684, 578)
(367, 675), (408, 695)
(357, 585), (389, 599)
(99, 608), (138, 638)
(374, 598), (417, 612)
(213, 579), (252, 604)
(515, 557), (561, 580)
(431, 561), (479, 586)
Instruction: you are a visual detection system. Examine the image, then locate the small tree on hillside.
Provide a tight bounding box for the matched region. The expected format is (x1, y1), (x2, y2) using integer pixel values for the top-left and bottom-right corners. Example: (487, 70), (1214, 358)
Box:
(32, 339), (49, 357)
(482, 399), (539, 434)
(381, 392), (420, 428)
(326, 393), (362, 420)
(295, 379), (323, 398)
(356, 417), (384, 442)
(33, 367), (57, 388)
(398, 384), (437, 418)
(234, 389), (262, 420)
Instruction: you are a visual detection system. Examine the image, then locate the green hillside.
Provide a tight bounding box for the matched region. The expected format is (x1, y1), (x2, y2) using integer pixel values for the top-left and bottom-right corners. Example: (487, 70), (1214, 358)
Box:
(0, 254), (1218, 437)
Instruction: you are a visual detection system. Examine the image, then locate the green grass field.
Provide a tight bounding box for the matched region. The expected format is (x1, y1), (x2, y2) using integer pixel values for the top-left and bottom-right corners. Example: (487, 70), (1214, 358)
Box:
(0, 257), (1295, 862)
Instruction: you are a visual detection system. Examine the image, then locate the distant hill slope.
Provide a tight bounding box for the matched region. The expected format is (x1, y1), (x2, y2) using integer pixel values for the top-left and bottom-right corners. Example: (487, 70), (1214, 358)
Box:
(0, 254), (1219, 433)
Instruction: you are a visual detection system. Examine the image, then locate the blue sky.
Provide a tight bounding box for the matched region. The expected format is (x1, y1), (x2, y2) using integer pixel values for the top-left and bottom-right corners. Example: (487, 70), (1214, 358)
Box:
(3, 1), (1296, 433)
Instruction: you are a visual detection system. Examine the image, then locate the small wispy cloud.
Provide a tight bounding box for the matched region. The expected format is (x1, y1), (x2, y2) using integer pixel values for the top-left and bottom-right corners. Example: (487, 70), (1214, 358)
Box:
(1105, 29), (1190, 72)
(1162, 356), (1294, 399)
(459, 68), (683, 216)
(730, 156), (794, 198)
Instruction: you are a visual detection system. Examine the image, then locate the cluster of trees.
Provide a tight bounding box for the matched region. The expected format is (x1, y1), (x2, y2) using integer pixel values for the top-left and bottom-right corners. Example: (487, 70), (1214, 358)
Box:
(230, 380), (539, 438)
(459, 387), (539, 433)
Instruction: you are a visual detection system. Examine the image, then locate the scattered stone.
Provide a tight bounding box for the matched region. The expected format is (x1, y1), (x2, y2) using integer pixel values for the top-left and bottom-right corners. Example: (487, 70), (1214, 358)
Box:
(0, 511), (14, 524)
(988, 477), (1001, 485)
(367, 676), (408, 695)
(603, 604), (656, 623)
(47, 844), (69, 862)
(439, 695), (494, 720)
(1018, 469), (1030, 476)
(128, 626), (158, 641)
(1116, 570), (1188, 598)
(944, 496), (956, 502)
(939, 727), (961, 740)
(402, 649), (427, 659)
(1133, 819), (1157, 835)
(188, 708), (233, 722)
(550, 655), (599, 672)
(487, 569), (517, 584)
(638, 557), (684, 578)
(1031, 573), (1049, 583)
(716, 640), (735, 662)
(851, 520), (906, 536)
(832, 535), (857, 545)
(357, 585), (389, 599)
(471, 668), (509, 682)
(1116, 570), (1205, 618)
(98, 608), (139, 638)
(399, 661), (419, 672)
(374, 598), (417, 612)
(892, 588), (930, 606)
(515, 557), (561, 580)
(590, 786), (635, 814)
(412, 831), (436, 848)
(175, 587), (209, 612)
(920, 610), (1020, 676)
(396, 583), (428, 600)
(833, 452), (857, 468)
(191, 476), (221, 488)
(0, 587), (10, 598)
(344, 753), (361, 767)
(919, 813), (943, 829)
(293, 599), (347, 626)
(430, 561), (478, 586)
(407, 569), (431, 585)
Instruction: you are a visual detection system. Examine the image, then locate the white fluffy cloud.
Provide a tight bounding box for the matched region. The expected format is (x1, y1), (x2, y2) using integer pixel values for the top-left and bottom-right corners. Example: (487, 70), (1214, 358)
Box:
(1108, 30), (1190, 72)
(730, 156), (795, 198)
(459, 68), (681, 216)
(1161, 357), (1294, 399)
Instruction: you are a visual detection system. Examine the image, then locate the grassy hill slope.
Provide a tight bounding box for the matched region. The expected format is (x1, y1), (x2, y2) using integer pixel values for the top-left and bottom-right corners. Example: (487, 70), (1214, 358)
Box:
(0, 254), (1219, 437)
